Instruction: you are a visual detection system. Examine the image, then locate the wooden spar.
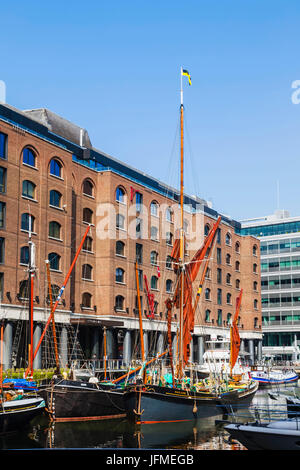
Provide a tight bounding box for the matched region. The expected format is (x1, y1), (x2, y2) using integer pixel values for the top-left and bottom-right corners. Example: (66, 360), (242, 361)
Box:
(178, 80), (185, 379)
(135, 260), (145, 362)
(31, 224), (91, 365)
(46, 260), (60, 372)
(112, 350), (168, 384)
(230, 289), (243, 375)
(28, 272), (34, 377)
(103, 326), (107, 380)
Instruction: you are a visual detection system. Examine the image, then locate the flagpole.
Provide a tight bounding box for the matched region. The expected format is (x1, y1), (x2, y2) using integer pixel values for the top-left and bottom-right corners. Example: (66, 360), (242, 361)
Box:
(180, 66), (183, 105)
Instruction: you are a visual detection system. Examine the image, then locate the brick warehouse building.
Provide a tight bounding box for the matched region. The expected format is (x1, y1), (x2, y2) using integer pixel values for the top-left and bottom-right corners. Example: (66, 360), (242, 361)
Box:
(0, 102), (262, 370)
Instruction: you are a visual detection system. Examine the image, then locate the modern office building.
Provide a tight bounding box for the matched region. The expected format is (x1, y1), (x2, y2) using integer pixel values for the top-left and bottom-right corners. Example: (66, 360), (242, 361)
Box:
(0, 101), (262, 370)
(241, 210), (300, 362)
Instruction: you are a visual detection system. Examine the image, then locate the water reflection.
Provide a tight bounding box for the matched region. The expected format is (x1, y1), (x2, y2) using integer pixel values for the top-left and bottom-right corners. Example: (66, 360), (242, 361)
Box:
(2, 384), (299, 450)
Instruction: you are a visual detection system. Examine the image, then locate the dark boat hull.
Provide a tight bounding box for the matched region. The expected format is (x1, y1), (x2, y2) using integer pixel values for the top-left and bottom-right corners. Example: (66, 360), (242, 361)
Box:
(39, 379), (125, 421)
(0, 396), (45, 434)
(123, 382), (258, 424)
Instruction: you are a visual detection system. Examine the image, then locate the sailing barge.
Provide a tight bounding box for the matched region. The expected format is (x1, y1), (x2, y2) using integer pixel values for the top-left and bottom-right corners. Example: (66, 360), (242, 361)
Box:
(123, 68), (258, 424)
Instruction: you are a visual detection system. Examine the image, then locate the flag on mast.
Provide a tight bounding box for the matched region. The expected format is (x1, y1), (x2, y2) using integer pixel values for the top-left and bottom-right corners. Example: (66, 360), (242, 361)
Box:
(181, 68), (192, 85)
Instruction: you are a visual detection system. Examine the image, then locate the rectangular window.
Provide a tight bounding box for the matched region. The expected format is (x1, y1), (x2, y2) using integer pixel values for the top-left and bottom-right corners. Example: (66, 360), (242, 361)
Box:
(0, 133), (7, 160)
(217, 288), (222, 305)
(136, 192), (143, 212)
(217, 247), (221, 264)
(0, 167), (6, 193)
(217, 268), (222, 284)
(217, 309), (222, 326)
(136, 243), (143, 264)
(0, 273), (3, 300)
(0, 237), (4, 264)
(0, 202), (6, 228)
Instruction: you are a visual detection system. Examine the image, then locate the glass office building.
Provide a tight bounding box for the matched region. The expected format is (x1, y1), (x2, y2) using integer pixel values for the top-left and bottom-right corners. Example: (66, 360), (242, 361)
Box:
(241, 210), (300, 362)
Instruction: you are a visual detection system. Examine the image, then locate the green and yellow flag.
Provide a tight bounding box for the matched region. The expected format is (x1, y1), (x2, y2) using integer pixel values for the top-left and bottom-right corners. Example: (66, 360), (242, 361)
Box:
(182, 68), (192, 86)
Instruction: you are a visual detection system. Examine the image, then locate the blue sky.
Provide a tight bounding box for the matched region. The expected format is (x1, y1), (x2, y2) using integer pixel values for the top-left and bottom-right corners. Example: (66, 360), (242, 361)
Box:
(1, 0), (300, 221)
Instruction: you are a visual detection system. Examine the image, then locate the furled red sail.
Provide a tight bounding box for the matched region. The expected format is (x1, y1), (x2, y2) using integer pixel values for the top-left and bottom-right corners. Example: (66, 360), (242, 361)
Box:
(230, 289), (243, 372)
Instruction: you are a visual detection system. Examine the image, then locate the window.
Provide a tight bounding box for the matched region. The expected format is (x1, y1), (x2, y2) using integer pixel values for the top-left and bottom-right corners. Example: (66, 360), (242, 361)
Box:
(83, 236), (93, 252)
(116, 268), (125, 283)
(253, 244), (258, 256)
(226, 293), (232, 304)
(205, 288), (211, 300)
(217, 247), (221, 264)
(48, 252), (60, 271)
(49, 190), (62, 208)
(235, 242), (240, 253)
(136, 192), (143, 211)
(21, 213), (34, 232)
(253, 263), (258, 273)
(217, 288), (222, 305)
(217, 228), (221, 243)
(50, 158), (62, 178)
(136, 269), (143, 290)
(151, 275), (158, 290)
(20, 246), (29, 265)
(136, 217), (142, 238)
(115, 295), (125, 311)
(19, 280), (29, 299)
(83, 207), (93, 224)
(253, 280), (258, 291)
(166, 279), (173, 293)
(0, 132), (7, 159)
(0, 167), (6, 193)
(82, 292), (92, 308)
(151, 226), (158, 241)
(235, 260), (240, 271)
(136, 243), (143, 264)
(116, 213), (125, 230)
(116, 186), (125, 203)
(150, 201), (159, 217)
(22, 180), (36, 199)
(205, 309), (211, 322)
(254, 299), (258, 309)
(83, 179), (94, 196)
(217, 268), (222, 284)
(22, 148), (36, 167)
(217, 309), (222, 326)
(0, 201), (5, 228)
(82, 264), (93, 280)
(225, 233), (231, 245)
(166, 207), (173, 223)
(166, 232), (173, 246)
(0, 273), (3, 301)
(116, 241), (125, 256)
(226, 273), (231, 285)
(150, 250), (158, 265)
(49, 221), (61, 239)
(0, 237), (4, 264)
(227, 313), (232, 326)
(204, 224), (210, 237)
(166, 255), (172, 269)
(226, 253), (231, 265)
(50, 284), (60, 301)
(236, 278), (240, 289)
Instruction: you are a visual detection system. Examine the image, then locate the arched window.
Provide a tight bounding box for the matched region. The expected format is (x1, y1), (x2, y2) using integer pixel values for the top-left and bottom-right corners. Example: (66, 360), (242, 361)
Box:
(150, 201), (159, 216)
(83, 207), (93, 224)
(253, 244), (257, 256)
(226, 273), (231, 285)
(235, 242), (240, 253)
(116, 241), (125, 256)
(205, 288), (211, 300)
(49, 190), (62, 208)
(253, 280), (258, 291)
(83, 179), (94, 196)
(83, 236), (93, 252)
(226, 293), (232, 304)
(254, 299), (258, 309)
(205, 309), (211, 322)
(116, 186), (125, 203)
(204, 224), (210, 237)
(116, 213), (125, 229)
(151, 226), (158, 241)
(151, 275), (158, 290)
(225, 232), (231, 245)
(115, 295), (125, 311)
(82, 264), (93, 280)
(166, 207), (173, 222)
(23, 148), (36, 167)
(150, 251), (158, 265)
(235, 260), (240, 271)
(236, 278), (240, 289)
(253, 263), (257, 273)
(22, 180), (36, 199)
(20, 246), (29, 265)
(116, 268), (125, 283)
(166, 255), (172, 269)
(49, 221), (61, 239)
(50, 158), (62, 178)
(21, 213), (35, 232)
(226, 253), (231, 265)
(82, 292), (92, 308)
(48, 252), (60, 271)
(166, 279), (173, 293)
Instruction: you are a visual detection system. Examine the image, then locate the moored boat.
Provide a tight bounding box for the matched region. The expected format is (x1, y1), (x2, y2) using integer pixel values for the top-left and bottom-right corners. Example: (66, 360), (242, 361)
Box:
(0, 390), (45, 434)
(250, 368), (298, 386)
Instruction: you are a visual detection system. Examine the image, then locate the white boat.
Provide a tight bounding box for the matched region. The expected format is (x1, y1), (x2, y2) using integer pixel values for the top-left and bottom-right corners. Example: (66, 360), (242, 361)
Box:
(250, 368), (298, 386)
(225, 418), (300, 450)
